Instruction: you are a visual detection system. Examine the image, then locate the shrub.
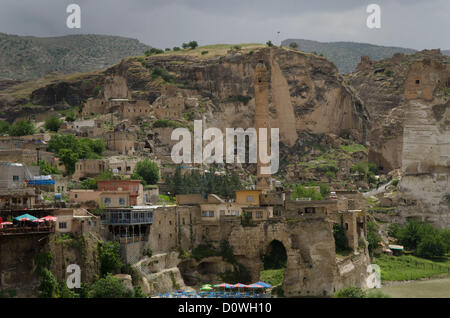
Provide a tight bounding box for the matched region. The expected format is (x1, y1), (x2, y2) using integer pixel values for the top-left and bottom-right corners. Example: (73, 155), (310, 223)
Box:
(417, 234), (446, 259)
(0, 120), (10, 134)
(334, 286), (366, 298)
(291, 184), (323, 201)
(8, 120), (34, 136)
(367, 221), (382, 255)
(173, 46), (181, 51)
(88, 274), (130, 298)
(145, 48), (164, 56)
(191, 244), (220, 261)
(266, 41), (274, 47)
(132, 159), (159, 185)
(98, 241), (123, 277)
(201, 51), (209, 55)
(143, 248), (153, 258)
(188, 41), (198, 49)
(289, 42), (298, 49)
(366, 290), (391, 298)
(38, 269), (58, 298)
(151, 66), (174, 83)
(44, 116), (62, 132)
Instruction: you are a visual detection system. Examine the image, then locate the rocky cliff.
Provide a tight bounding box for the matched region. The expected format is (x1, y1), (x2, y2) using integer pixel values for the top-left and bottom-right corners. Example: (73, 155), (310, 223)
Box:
(346, 49), (450, 227)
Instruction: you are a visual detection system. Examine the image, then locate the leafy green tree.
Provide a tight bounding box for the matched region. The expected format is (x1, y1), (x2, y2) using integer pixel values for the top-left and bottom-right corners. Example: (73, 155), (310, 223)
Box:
(173, 46), (181, 51)
(333, 223), (349, 252)
(439, 229), (450, 253)
(266, 41), (274, 47)
(48, 135), (105, 174)
(0, 120), (10, 134)
(38, 269), (58, 298)
(133, 159), (159, 185)
(44, 116), (62, 132)
(289, 42), (298, 49)
(397, 221), (438, 251)
(291, 184), (323, 200)
(367, 221), (382, 255)
(88, 274), (130, 298)
(59, 282), (78, 298)
(58, 148), (78, 175)
(133, 286), (145, 298)
(8, 120), (34, 136)
(188, 41), (198, 49)
(98, 242), (123, 277)
(417, 233), (446, 258)
(65, 111), (76, 122)
(39, 160), (60, 175)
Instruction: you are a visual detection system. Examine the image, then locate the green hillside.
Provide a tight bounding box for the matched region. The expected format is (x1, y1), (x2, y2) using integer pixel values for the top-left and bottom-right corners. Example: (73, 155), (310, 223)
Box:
(0, 33), (150, 80)
(282, 38), (418, 74)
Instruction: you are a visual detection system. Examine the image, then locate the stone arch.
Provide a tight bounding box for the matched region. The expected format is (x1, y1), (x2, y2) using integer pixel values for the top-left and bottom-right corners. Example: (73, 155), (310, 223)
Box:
(262, 239), (287, 270)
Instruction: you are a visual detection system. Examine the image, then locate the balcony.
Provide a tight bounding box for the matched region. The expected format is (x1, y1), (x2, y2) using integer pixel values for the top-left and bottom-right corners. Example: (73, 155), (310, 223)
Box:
(103, 210), (153, 225)
(0, 225), (54, 236)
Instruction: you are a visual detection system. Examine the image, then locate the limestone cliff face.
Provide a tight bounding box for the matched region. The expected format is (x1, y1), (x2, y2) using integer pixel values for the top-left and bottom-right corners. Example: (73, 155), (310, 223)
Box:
(346, 50), (450, 172)
(348, 50), (450, 227)
(103, 47), (368, 146)
(398, 98), (450, 228)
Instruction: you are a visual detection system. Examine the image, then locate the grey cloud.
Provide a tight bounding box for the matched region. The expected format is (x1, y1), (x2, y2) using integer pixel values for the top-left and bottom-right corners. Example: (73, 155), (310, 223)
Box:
(0, 0), (448, 50)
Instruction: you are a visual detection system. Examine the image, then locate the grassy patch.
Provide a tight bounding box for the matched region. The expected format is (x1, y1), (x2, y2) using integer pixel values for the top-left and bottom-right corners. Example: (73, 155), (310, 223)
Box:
(375, 254), (450, 281)
(340, 143), (367, 154)
(260, 268), (285, 287)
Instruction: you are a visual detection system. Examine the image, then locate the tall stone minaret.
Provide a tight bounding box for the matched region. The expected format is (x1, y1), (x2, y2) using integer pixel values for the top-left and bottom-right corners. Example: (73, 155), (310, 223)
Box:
(254, 60), (272, 192)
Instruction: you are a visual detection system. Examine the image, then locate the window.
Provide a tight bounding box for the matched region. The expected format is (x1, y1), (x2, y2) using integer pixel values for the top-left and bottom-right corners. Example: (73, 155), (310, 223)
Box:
(256, 211), (263, 219)
(119, 198), (125, 205)
(59, 222), (67, 229)
(416, 79), (420, 84)
(104, 197), (111, 206)
(74, 194), (78, 199)
(202, 210), (214, 217)
(12, 175), (19, 182)
(247, 195), (254, 202)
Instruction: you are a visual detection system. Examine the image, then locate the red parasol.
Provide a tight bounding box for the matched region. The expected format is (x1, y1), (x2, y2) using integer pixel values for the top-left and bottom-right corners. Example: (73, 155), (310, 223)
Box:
(41, 216), (57, 222)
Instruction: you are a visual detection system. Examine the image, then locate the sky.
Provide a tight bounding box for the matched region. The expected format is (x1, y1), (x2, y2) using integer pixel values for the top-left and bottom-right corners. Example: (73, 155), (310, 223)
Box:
(0, 0), (449, 50)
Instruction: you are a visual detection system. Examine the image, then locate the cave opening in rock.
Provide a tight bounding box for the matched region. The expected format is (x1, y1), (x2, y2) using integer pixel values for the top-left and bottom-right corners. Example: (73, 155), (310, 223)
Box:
(263, 240), (287, 270)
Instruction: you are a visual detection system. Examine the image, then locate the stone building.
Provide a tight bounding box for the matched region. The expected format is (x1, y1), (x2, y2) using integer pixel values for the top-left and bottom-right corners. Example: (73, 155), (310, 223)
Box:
(404, 52), (449, 101)
(53, 208), (99, 236)
(104, 131), (136, 155)
(97, 179), (143, 206)
(72, 159), (107, 180)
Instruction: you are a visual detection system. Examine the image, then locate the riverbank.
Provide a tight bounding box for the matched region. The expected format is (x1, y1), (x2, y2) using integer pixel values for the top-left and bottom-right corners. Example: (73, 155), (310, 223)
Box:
(375, 254), (450, 281)
(380, 277), (450, 298)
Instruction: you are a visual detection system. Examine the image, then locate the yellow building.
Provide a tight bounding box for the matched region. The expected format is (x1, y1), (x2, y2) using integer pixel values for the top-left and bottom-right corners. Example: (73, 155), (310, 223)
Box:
(235, 190), (261, 206)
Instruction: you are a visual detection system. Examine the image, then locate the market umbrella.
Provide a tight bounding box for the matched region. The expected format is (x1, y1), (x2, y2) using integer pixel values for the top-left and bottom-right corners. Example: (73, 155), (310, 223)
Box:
(253, 281), (272, 288)
(200, 284), (213, 291)
(14, 214), (38, 221)
(41, 216), (57, 222)
(214, 283), (232, 288)
(0, 222), (12, 225)
(248, 283), (264, 289)
(33, 219), (45, 223)
(214, 283), (232, 293)
(233, 283), (248, 294)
